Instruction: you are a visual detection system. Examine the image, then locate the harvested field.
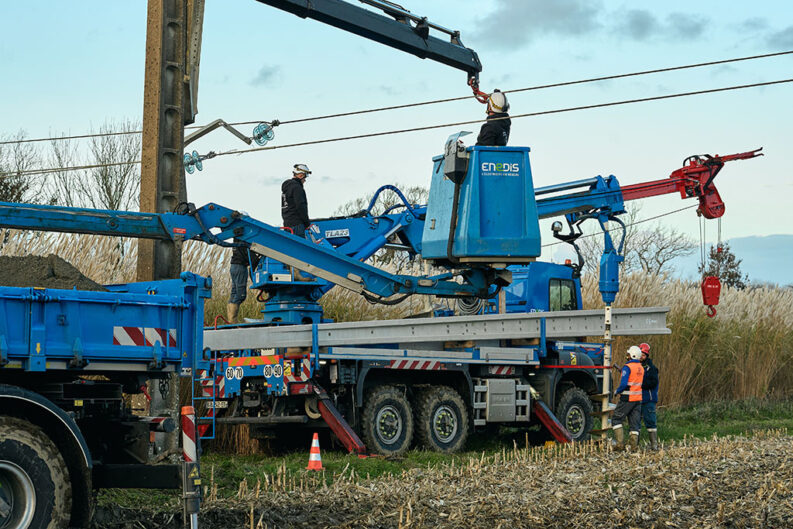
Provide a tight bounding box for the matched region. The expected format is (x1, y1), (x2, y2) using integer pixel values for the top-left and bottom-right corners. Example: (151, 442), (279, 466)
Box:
(0, 253), (106, 290)
(92, 431), (793, 528)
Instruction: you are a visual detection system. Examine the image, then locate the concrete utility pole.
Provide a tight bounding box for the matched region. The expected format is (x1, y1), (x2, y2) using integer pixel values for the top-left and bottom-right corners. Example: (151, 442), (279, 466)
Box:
(139, 0), (204, 455)
(138, 0), (189, 283)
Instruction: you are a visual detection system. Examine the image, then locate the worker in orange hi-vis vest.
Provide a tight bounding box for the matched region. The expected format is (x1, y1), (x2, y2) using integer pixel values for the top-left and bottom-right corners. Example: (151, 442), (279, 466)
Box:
(612, 345), (645, 451)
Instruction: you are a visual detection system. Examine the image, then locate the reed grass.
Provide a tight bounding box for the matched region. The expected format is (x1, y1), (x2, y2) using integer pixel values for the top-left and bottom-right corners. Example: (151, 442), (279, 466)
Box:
(2, 231), (790, 408)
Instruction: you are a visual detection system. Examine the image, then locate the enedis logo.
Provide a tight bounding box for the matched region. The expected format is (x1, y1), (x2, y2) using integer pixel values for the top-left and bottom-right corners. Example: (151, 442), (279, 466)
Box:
(481, 162), (520, 173)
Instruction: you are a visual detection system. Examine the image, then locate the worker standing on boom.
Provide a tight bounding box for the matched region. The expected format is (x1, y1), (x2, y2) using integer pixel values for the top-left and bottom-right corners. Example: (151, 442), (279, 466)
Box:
(281, 163), (313, 281)
(612, 345), (644, 451)
(281, 163), (312, 238)
(639, 342), (660, 450)
(475, 89), (511, 146)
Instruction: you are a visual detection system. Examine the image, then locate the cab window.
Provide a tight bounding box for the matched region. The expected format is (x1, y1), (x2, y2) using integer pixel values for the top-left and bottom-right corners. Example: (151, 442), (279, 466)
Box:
(549, 279), (578, 311)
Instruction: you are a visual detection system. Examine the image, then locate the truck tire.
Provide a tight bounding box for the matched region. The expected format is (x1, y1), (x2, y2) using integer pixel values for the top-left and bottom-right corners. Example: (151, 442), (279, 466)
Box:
(415, 387), (469, 453)
(361, 386), (413, 456)
(555, 387), (593, 442)
(0, 416), (72, 529)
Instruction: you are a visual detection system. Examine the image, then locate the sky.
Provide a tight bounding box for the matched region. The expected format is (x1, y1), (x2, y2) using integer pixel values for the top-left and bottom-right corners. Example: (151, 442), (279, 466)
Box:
(1, 1), (792, 270)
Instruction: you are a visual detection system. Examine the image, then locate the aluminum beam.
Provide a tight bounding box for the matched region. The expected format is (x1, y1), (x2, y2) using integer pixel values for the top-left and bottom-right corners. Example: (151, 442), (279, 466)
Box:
(204, 307), (670, 351)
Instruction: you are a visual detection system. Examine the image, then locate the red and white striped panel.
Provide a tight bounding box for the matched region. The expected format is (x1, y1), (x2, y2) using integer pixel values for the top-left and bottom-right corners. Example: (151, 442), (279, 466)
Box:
(181, 406), (197, 463)
(389, 359), (442, 370)
(488, 366), (515, 376)
(197, 369), (225, 398)
(285, 359), (311, 383)
(113, 326), (177, 347)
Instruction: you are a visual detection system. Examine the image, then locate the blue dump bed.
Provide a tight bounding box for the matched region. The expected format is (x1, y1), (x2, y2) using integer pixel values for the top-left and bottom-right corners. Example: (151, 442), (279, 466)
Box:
(0, 272), (211, 374)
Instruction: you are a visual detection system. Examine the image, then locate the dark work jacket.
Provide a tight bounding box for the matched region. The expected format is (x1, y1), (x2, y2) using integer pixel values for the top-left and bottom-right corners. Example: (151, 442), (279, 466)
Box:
(641, 357), (659, 403)
(475, 112), (511, 146)
(230, 240), (260, 269)
(281, 178), (309, 227)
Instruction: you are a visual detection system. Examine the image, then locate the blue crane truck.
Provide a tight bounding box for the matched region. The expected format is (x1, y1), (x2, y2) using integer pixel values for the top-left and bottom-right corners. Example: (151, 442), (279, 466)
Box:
(198, 142), (753, 456)
(0, 273), (210, 528)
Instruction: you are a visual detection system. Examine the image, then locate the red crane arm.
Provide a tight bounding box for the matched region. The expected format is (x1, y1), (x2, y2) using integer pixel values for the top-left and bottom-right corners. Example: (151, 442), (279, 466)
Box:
(620, 148), (763, 219)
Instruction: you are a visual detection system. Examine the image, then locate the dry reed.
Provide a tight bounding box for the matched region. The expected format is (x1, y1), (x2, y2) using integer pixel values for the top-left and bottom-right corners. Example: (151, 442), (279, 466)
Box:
(3, 232), (790, 407)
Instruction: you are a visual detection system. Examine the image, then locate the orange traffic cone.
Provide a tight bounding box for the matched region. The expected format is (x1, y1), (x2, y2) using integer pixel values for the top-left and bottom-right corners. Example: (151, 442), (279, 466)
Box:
(306, 432), (323, 471)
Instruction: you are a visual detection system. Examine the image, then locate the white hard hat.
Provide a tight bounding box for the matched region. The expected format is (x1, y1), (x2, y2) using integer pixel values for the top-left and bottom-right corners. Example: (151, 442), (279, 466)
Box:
(487, 89), (509, 113)
(627, 345), (642, 360)
(293, 163), (311, 176)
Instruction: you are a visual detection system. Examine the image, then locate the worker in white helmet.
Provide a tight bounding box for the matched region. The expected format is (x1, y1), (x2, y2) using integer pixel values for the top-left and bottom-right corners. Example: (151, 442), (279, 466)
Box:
(475, 89), (511, 146)
(611, 345), (645, 451)
(281, 163), (313, 281)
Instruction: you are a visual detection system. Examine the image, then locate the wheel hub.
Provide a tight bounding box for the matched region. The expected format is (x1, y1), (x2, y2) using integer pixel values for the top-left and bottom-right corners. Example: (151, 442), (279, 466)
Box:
(564, 405), (585, 437)
(0, 461), (36, 529)
(432, 405), (458, 443)
(375, 405), (403, 445)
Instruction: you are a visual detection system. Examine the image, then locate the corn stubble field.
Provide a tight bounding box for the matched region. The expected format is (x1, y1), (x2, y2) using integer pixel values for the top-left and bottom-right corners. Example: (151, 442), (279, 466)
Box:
(94, 432), (793, 528)
(3, 232), (792, 527)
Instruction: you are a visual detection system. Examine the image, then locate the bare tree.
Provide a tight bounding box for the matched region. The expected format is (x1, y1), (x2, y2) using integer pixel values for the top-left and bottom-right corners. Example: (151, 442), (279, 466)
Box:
(46, 137), (84, 207)
(0, 130), (40, 203)
(570, 204), (693, 277)
(45, 119), (141, 210)
(85, 120), (141, 211)
(632, 225), (695, 275)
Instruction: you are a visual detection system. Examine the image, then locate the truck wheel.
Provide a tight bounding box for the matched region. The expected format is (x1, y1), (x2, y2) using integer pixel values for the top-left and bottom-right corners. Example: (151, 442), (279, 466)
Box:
(555, 387), (593, 442)
(0, 416), (72, 529)
(415, 387), (469, 453)
(361, 386), (413, 456)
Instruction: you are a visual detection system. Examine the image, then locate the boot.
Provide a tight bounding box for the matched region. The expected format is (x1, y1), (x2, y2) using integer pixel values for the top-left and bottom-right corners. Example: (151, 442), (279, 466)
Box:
(613, 426), (625, 451)
(227, 303), (238, 323)
(290, 266), (313, 282)
(629, 431), (639, 451)
(648, 429), (659, 451)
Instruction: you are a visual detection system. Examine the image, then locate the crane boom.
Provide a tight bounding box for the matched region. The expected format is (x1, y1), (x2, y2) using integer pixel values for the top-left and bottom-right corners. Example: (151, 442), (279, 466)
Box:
(256, 0), (482, 78)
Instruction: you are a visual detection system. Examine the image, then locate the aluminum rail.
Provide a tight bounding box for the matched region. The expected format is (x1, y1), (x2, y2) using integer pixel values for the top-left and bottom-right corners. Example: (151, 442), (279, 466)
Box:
(204, 307), (669, 350)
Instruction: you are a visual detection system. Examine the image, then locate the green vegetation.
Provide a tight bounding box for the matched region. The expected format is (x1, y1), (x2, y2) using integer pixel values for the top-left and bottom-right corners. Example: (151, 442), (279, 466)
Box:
(97, 398), (792, 509)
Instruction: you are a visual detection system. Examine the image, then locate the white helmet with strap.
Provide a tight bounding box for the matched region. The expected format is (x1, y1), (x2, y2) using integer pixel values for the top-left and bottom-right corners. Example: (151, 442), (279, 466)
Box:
(627, 345), (642, 360)
(293, 163), (311, 177)
(487, 89), (509, 113)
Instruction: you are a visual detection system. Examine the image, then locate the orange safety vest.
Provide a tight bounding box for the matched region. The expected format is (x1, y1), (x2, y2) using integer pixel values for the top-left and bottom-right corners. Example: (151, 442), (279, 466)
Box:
(626, 362), (644, 402)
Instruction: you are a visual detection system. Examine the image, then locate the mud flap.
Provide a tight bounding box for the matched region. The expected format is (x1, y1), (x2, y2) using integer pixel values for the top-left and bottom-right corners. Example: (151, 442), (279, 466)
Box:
(532, 399), (573, 443)
(313, 383), (368, 456)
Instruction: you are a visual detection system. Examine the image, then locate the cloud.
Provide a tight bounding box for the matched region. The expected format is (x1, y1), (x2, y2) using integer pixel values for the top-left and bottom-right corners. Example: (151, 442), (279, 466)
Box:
(250, 65), (281, 87)
(470, 0), (602, 49)
(667, 13), (708, 40)
(767, 26), (793, 49)
(470, 2), (708, 49)
(613, 10), (708, 42)
(737, 17), (768, 33)
(615, 10), (660, 41)
(257, 176), (283, 186)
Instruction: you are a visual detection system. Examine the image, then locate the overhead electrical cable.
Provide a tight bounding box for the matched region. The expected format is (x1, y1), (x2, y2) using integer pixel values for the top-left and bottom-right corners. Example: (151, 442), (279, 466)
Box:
(6, 77), (791, 178)
(1, 50), (791, 146)
(540, 205), (699, 248)
(210, 78), (793, 157)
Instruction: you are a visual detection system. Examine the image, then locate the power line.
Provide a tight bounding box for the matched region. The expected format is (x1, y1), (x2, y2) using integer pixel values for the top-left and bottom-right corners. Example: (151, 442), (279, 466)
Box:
(8, 160), (141, 178)
(211, 77), (793, 157)
(8, 76), (791, 178)
(541, 204), (699, 248)
(2, 49), (791, 146)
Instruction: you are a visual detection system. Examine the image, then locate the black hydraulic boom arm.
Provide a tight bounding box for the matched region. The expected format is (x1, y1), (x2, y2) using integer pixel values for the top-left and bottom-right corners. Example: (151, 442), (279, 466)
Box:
(255, 0), (483, 79)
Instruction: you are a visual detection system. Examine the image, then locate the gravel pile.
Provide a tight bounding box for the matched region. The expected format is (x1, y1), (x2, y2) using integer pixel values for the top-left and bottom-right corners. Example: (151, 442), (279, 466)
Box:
(0, 254), (106, 290)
